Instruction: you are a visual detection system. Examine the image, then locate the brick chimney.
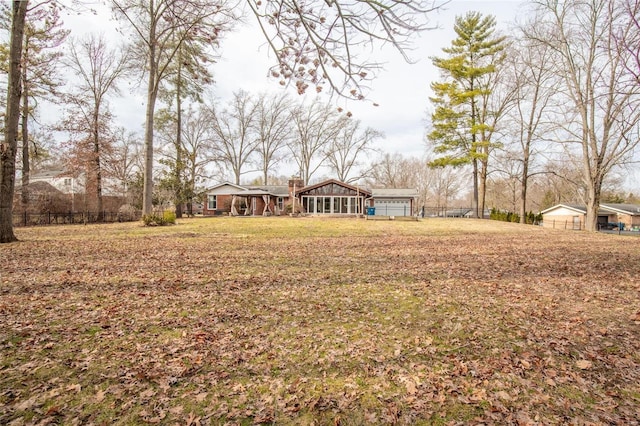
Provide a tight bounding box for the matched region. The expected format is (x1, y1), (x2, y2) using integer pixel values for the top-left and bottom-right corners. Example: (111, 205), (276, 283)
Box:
(288, 177), (304, 198)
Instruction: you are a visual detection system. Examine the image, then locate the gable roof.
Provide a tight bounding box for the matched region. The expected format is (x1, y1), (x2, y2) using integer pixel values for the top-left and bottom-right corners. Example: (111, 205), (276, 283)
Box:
(541, 203), (640, 216)
(541, 204), (587, 215)
(205, 182), (247, 194)
(297, 179), (372, 197)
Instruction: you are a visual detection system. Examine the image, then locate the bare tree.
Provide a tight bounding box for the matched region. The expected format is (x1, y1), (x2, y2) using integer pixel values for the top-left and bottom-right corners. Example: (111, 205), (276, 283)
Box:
(529, 0), (640, 231)
(0, 1), (28, 243)
(425, 164), (464, 214)
(288, 98), (342, 184)
(254, 92), (292, 185)
(498, 35), (558, 223)
(64, 34), (131, 219)
(617, 0), (640, 82)
(181, 106), (216, 214)
(156, 104), (214, 213)
(207, 90), (259, 184)
(111, 0), (235, 214)
(367, 152), (418, 188)
(326, 119), (382, 183)
(102, 127), (143, 201)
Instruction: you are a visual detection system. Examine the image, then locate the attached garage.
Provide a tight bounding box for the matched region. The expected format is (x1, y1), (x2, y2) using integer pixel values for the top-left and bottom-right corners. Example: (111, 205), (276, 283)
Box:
(370, 189), (418, 217)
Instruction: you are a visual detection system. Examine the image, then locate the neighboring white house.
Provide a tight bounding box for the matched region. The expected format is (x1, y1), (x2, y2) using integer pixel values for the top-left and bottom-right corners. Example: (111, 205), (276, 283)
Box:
(29, 169), (124, 197)
(30, 170), (84, 195)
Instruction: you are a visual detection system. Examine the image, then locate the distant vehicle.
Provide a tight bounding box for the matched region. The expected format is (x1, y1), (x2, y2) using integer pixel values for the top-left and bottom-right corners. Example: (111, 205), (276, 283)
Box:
(600, 222), (624, 231)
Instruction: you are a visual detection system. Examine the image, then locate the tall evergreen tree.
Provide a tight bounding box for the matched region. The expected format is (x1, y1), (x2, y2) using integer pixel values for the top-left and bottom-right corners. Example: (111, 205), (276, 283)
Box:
(427, 11), (506, 218)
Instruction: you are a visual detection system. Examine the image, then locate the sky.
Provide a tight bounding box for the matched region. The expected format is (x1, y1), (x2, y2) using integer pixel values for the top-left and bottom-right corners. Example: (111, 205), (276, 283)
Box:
(60, 0), (529, 182)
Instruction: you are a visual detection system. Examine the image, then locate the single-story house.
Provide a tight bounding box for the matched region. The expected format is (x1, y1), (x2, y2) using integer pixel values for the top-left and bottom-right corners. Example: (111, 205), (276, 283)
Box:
(202, 179), (417, 217)
(541, 203), (640, 230)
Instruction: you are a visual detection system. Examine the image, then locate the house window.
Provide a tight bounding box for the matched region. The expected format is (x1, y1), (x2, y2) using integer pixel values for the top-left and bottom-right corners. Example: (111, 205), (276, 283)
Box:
(208, 195), (217, 210)
(64, 178), (72, 186)
(277, 197), (284, 211)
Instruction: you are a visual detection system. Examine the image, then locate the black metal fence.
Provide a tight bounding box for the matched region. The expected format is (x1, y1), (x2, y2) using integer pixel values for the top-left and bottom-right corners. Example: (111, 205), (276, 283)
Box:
(12, 211), (139, 227)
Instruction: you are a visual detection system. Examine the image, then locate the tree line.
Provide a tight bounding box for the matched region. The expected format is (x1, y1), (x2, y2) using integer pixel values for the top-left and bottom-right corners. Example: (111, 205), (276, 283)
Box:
(1, 0), (639, 242)
(427, 1), (640, 230)
(0, 0), (442, 242)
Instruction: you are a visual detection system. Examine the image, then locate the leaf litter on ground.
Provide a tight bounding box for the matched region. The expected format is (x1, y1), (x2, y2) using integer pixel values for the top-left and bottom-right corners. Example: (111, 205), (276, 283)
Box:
(1, 217), (639, 425)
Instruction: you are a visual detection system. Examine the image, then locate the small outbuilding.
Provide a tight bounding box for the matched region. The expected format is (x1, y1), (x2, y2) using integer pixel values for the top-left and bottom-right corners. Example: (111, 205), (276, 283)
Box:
(369, 188), (418, 217)
(541, 203), (640, 230)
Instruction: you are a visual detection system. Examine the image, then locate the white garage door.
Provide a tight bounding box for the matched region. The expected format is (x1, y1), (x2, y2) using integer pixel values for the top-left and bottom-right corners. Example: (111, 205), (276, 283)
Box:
(374, 199), (411, 216)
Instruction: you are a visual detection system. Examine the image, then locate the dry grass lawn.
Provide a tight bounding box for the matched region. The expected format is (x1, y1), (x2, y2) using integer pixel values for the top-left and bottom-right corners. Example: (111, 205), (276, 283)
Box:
(1, 217), (639, 425)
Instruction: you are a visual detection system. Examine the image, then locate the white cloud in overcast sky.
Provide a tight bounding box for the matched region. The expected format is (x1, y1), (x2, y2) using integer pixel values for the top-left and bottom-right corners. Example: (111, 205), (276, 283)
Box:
(60, 0), (529, 179)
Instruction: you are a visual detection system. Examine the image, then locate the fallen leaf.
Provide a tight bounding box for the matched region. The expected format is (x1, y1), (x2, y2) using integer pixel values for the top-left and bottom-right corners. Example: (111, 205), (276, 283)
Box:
(576, 360), (592, 370)
(495, 391), (512, 401)
(405, 379), (417, 395)
(66, 383), (81, 393)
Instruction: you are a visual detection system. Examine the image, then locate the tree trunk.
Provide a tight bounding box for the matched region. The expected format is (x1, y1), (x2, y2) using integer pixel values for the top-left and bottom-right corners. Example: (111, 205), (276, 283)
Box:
(174, 62), (183, 218)
(142, 36), (157, 215)
(584, 175), (602, 232)
(93, 108), (103, 221)
(479, 159), (487, 219)
(519, 150), (529, 224)
(21, 74), (29, 211)
(471, 158), (479, 219)
(0, 1), (28, 244)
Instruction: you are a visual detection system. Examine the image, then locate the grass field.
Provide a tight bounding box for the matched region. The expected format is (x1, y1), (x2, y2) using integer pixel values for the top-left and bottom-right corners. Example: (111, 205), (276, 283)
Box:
(1, 217), (639, 425)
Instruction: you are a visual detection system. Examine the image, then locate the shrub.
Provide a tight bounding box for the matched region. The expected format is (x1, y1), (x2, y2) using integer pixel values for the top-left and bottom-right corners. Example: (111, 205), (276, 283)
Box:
(118, 204), (140, 222)
(142, 210), (176, 226)
(163, 210), (176, 224)
(284, 202), (303, 215)
(490, 208), (542, 225)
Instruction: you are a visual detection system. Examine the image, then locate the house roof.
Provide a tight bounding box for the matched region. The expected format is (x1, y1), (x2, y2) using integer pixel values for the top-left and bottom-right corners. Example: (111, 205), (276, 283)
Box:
(371, 188), (418, 198)
(245, 185), (289, 197)
(541, 203), (640, 216)
(297, 179), (372, 196)
(30, 169), (68, 180)
(601, 203), (640, 215)
(233, 189), (273, 196)
(205, 182), (247, 193)
(540, 204), (587, 215)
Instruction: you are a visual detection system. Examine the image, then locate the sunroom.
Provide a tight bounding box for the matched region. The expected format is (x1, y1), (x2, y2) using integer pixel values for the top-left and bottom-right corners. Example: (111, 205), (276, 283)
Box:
(296, 179), (371, 215)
